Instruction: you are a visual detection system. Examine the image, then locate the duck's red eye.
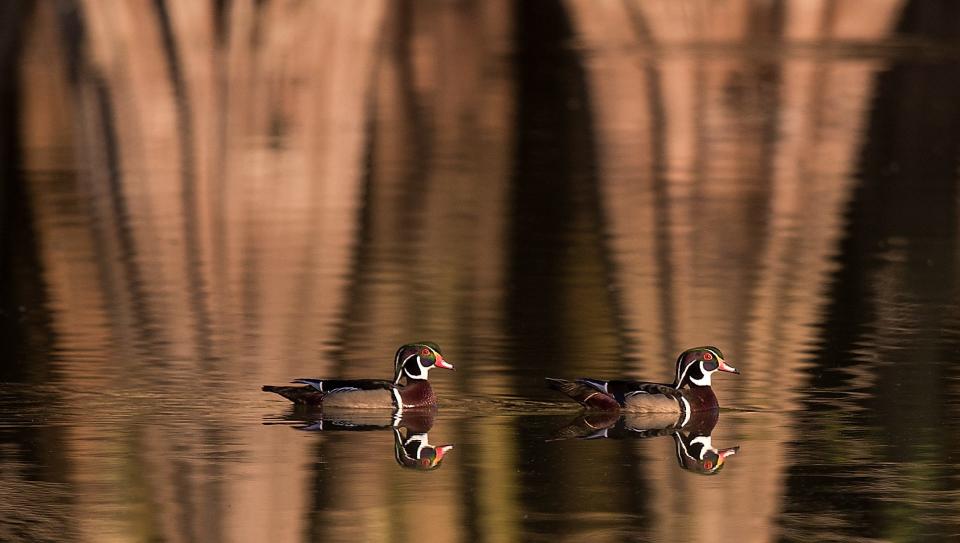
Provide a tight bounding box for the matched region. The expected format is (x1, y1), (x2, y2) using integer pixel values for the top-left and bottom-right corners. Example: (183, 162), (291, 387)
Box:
(421, 348), (430, 356)
(704, 460), (714, 470)
(703, 352), (713, 361)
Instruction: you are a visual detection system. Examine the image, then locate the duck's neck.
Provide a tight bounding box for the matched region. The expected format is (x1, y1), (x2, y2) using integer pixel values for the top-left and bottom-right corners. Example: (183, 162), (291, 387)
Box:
(679, 386), (718, 412)
(674, 364), (711, 388)
(398, 380), (436, 408)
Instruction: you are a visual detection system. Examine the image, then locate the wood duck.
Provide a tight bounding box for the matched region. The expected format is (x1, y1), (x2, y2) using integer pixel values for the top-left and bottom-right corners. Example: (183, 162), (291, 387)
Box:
(546, 346), (738, 422)
(262, 342), (454, 410)
(550, 408), (739, 475)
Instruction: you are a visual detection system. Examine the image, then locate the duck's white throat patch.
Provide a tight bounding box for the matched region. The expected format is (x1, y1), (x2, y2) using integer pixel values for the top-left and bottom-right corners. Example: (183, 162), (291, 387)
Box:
(403, 355), (432, 380)
(689, 368), (712, 387)
(691, 435), (714, 459)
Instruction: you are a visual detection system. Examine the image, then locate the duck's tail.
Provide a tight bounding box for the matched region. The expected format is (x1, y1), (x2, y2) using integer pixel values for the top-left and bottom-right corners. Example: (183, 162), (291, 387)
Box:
(262, 385), (324, 405)
(545, 378), (620, 410)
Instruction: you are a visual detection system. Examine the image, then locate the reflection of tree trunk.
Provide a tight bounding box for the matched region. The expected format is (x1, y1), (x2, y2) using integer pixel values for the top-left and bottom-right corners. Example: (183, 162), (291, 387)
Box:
(566, 0), (902, 541)
(510, 0), (621, 378)
(1, 1), (52, 384)
(0, 4), (80, 541)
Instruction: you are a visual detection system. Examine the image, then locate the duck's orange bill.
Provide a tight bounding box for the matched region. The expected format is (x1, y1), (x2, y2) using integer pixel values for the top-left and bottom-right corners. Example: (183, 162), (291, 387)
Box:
(437, 444), (454, 459)
(435, 354), (454, 370)
(719, 446), (739, 459)
(718, 360), (739, 374)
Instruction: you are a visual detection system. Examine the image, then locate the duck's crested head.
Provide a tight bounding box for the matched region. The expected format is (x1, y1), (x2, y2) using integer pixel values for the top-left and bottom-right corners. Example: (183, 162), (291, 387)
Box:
(393, 429), (454, 471)
(673, 346), (738, 388)
(394, 342), (454, 383)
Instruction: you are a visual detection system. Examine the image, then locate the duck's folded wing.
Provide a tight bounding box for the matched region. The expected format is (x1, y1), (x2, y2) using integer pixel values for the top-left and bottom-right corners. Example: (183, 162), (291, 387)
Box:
(605, 381), (679, 405)
(263, 379), (394, 406)
(625, 382), (677, 396)
(292, 378), (394, 393)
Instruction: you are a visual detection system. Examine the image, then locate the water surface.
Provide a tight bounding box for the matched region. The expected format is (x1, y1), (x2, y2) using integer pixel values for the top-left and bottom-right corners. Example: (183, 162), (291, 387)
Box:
(3, 1), (960, 542)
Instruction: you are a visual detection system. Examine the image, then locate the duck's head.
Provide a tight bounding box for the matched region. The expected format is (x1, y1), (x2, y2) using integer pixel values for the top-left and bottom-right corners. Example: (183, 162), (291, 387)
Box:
(673, 346), (738, 388)
(393, 342), (454, 383)
(393, 429), (454, 471)
(674, 433), (739, 475)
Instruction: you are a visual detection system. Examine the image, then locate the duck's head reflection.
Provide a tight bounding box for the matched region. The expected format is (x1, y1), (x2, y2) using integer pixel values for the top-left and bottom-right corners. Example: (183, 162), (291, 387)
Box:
(393, 427), (454, 471)
(551, 408), (739, 476)
(675, 434), (738, 475)
(273, 408), (454, 471)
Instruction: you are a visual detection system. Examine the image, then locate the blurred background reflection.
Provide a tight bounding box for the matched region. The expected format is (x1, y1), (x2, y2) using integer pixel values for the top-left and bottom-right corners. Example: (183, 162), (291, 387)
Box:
(3, 1), (960, 541)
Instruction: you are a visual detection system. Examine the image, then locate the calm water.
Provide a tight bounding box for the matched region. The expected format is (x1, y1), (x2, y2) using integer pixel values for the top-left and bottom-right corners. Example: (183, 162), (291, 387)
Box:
(3, 1), (960, 542)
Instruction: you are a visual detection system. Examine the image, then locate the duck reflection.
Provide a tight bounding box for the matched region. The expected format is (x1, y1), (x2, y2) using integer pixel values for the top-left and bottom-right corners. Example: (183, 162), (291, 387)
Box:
(269, 408), (454, 471)
(550, 409), (739, 475)
(392, 428), (454, 471)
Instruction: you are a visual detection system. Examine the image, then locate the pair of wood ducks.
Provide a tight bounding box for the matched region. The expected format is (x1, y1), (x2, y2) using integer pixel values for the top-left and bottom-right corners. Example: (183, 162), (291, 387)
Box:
(262, 343), (739, 416)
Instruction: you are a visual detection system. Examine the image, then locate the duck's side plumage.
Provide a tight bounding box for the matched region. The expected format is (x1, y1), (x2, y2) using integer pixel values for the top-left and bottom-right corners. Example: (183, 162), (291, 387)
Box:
(261, 379), (440, 409)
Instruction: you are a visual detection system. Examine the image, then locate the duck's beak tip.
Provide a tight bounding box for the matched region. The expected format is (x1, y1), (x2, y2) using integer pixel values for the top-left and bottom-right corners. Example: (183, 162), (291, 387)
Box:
(718, 360), (739, 374)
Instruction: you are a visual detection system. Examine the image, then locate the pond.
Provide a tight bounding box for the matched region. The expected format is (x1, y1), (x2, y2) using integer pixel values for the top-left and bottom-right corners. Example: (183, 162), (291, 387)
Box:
(3, 1), (960, 542)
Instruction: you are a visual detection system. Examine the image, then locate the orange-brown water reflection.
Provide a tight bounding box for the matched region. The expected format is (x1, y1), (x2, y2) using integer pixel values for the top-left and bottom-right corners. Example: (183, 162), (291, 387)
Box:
(5, 1), (960, 541)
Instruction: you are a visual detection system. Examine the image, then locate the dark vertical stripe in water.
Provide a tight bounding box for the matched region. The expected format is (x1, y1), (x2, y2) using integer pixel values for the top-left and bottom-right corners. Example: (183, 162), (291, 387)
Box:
(511, 0), (648, 533)
(154, 0), (214, 362)
(93, 79), (162, 347)
(735, 9), (785, 365)
(0, 1), (52, 383)
(210, 0), (230, 344)
(0, 6), (78, 539)
(170, 458), (198, 543)
(306, 441), (335, 542)
(333, 0), (439, 361)
(510, 0), (614, 369)
(783, 1), (960, 540)
(393, 0), (432, 229)
(213, 0), (230, 45)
